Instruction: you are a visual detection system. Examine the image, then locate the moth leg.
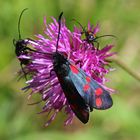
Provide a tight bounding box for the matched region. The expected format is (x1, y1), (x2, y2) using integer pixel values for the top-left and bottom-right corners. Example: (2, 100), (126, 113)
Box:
(45, 69), (55, 79)
(20, 63), (27, 80)
(93, 40), (99, 50)
(50, 69), (55, 77)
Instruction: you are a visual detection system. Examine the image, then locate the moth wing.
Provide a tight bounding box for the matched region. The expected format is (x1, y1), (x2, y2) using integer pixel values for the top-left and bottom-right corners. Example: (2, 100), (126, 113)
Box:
(58, 74), (89, 123)
(89, 78), (113, 109)
(69, 64), (93, 109)
(69, 64), (113, 110)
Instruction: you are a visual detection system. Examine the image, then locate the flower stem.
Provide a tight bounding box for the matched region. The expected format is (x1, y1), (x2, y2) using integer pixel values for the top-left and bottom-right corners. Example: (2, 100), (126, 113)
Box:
(110, 56), (140, 82)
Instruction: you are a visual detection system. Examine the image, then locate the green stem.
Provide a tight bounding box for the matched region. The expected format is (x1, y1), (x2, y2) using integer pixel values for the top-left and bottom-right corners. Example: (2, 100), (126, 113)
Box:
(109, 56), (140, 82)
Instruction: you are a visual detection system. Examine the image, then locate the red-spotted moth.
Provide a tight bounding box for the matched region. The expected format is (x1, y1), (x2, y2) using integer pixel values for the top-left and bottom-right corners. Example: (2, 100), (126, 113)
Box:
(53, 12), (113, 123)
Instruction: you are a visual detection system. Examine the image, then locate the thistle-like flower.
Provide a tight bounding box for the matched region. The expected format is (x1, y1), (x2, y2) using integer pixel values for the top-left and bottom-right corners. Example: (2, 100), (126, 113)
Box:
(19, 15), (115, 126)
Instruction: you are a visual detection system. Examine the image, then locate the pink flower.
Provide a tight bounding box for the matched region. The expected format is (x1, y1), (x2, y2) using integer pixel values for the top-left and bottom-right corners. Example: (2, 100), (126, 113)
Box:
(19, 15), (115, 126)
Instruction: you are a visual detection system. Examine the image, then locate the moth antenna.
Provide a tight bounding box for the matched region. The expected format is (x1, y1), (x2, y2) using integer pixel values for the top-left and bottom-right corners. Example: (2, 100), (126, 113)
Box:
(18, 8), (28, 39)
(72, 19), (86, 33)
(94, 34), (117, 40)
(56, 12), (63, 52)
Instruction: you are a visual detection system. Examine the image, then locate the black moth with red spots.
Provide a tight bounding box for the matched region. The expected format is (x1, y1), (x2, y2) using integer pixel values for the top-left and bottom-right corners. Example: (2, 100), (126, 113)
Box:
(53, 12), (113, 123)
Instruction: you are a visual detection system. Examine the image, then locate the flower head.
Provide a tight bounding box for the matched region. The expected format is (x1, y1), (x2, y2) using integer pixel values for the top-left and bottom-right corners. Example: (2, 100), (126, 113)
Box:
(19, 15), (115, 126)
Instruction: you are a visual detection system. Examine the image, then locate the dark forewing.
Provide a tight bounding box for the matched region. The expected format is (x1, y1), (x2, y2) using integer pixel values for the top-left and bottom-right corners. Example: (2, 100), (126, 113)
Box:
(57, 74), (89, 124)
(69, 64), (93, 108)
(69, 64), (113, 110)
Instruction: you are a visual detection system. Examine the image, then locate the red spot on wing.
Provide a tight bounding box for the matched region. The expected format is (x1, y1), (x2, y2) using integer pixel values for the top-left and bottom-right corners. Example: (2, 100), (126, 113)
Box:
(70, 94), (77, 99)
(86, 76), (91, 83)
(71, 104), (78, 110)
(80, 109), (89, 119)
(70, 65), (79, 74)
(95, 88), (103, 96)
(83, 84), (90, 91)
(96, 97), (102, 107)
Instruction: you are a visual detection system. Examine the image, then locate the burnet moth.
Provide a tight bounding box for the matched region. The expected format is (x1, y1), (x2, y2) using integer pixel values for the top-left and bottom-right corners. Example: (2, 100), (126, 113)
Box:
(73, 19), (116, 49)
(52, 12), (113, 123)
(13, 8), (37, 79)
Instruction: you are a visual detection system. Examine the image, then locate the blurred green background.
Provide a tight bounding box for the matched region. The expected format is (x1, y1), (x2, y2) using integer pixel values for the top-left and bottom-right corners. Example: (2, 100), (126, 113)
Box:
(0, 0), (140, 140)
